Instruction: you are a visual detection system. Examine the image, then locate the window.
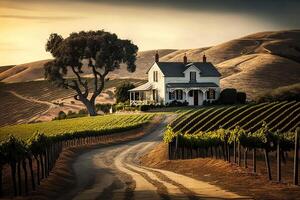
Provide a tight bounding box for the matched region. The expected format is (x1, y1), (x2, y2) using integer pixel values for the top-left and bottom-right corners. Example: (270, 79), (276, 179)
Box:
(175, 90), (183, 100)
(206, 89), (216, 99)
(153, 71), (158, 82)
(190, 71), (196, 82)
(153, 90), (158, 102)
(169, 92), (175, 100)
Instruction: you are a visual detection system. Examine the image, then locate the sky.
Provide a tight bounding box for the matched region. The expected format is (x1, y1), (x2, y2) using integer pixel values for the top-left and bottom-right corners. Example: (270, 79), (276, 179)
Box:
(0, 0), (300, 66)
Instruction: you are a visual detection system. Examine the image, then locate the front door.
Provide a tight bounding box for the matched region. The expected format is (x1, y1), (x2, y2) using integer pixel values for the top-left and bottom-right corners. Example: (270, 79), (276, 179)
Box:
(193, 90), (198, 106)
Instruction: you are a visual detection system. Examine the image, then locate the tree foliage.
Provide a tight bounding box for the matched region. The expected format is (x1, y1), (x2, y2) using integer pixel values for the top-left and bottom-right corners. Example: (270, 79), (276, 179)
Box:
(115, 82), (135, 103)
(44, 30), (138, 115)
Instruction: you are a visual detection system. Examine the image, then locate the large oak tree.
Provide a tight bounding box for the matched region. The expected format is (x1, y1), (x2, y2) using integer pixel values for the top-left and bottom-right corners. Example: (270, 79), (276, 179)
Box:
(44, 30), (138, 116)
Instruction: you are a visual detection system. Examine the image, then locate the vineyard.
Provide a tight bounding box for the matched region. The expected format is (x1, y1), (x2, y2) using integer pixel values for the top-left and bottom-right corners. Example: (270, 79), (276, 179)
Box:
(165, 101), (300, 184)
(0, 114), (154, 197)
(170, 101), (300, 134)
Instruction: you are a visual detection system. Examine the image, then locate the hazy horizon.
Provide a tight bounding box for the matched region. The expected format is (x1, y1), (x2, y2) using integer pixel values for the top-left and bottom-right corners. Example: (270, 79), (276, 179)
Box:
(0, 0), (300, 66)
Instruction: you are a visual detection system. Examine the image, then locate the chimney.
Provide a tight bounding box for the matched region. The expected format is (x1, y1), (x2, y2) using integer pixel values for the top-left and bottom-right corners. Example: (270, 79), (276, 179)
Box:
(155, 51), (159, 62)
(203, 54), (207, 63)
(183, 53), (187, 65)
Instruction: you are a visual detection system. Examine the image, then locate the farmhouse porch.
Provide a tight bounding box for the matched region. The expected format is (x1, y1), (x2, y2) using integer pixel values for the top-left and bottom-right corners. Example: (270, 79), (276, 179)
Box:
(129, 82), (219, 106)
(129, 82), (159, 106)
(166, 82), (218, 106)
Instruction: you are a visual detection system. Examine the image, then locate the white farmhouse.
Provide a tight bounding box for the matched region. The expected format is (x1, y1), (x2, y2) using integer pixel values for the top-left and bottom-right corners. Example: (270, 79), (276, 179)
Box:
(129, 52), (221, 106)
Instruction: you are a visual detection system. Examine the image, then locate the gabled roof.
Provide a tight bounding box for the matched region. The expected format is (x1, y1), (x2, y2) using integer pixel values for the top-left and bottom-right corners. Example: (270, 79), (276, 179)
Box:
(150, 62), (221, 77)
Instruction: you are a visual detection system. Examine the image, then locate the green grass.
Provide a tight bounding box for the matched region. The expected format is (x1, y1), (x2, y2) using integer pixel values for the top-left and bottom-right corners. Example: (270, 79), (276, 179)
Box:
(0, 113), (154, 141)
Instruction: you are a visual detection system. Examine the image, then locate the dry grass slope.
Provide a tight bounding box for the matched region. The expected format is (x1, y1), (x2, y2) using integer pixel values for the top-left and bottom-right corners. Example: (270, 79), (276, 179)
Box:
(0, 30), (300, 99)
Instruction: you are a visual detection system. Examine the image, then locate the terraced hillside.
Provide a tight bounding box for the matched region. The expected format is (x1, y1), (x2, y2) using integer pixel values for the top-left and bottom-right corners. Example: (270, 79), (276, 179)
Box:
(170, 101), (300, 134)
(0, 78), (147, 126)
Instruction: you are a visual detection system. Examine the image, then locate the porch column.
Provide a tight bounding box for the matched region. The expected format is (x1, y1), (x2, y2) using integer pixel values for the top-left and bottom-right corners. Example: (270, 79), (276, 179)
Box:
(184, 89), (189, 104)
(202, 89), (207, 101)
(130, 92), (132, 105)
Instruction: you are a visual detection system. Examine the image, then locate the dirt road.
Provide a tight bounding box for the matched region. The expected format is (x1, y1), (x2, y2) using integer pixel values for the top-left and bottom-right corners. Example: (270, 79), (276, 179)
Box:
(61, 115), (252, 200)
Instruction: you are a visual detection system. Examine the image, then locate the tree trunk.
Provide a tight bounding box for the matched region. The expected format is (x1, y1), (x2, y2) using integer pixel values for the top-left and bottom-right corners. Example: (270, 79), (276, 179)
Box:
(0, 164), (3, 197)
(34, 156), (40, 185)
(10, 162), (17, 196)
(83, 99), (97, 116)
(28, 157), (35, 190)
(264, 149), (272, 180)
(40, 154), (44, 179)
(17, 161), (22, 196)
(22, 159), (28, 195)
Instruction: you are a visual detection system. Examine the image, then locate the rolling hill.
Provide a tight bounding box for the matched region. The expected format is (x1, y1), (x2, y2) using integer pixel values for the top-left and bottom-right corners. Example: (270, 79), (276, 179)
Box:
(1, 30), (300, 100)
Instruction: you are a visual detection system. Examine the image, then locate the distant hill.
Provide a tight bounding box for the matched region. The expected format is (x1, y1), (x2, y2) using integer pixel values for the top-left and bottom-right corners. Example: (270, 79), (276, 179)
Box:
(1, 30), (300, 99)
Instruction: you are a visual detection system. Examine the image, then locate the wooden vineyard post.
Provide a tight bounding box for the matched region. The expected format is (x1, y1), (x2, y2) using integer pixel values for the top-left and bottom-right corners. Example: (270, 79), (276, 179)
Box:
(175, 135), (178, 160)
(168, 142), (171, 160)
(294, 128), (299, 185)
(264, 149), (272, 180)
(228, 144), (231, 162)
(234, 140), (236, 163)
(253, 148), (256, 173)
(277, 137), (281, 182)
(238, 142), (241, 166)
(244, 148), (248, 168)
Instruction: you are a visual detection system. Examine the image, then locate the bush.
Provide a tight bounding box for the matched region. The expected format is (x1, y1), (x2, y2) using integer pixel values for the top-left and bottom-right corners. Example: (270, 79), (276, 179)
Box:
(166, 100), (188, 107)
(139, 105), (150, 111)
(115, 82), (135, 103)
(237, 92), (247, 104)
(78, 109), (88, 115)
(95, 103), (113, 114)
(219, 88), (237, 104)
(57, 111), (66, 120)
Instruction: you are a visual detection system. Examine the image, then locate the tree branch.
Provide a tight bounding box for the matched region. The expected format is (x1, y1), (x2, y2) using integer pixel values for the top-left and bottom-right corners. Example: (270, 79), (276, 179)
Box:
(90, 65), (109, 103)
(71, 66), (89, 98)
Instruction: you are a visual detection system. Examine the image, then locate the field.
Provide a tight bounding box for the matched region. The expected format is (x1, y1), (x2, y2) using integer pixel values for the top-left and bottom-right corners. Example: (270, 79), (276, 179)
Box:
(0, 78), (147, 126)
(165, 101), (300, 185)
(0, 113), (154, 142)
(170, 101), (300, 134)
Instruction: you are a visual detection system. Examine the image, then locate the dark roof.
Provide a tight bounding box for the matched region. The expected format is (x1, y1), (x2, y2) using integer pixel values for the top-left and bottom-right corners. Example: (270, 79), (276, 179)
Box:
(166, 82), (219, 88)
(152, 62), (221, 77)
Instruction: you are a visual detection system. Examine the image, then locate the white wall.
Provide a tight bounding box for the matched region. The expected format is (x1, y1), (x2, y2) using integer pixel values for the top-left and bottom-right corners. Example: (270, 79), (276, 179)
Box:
(147, 63), (220, 105)
(147, 63), (166, 104)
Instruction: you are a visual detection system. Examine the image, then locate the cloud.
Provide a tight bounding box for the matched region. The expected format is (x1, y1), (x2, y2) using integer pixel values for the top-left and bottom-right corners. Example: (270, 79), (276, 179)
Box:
(0, 14), (82, 21)
(6, 0), (297, 27)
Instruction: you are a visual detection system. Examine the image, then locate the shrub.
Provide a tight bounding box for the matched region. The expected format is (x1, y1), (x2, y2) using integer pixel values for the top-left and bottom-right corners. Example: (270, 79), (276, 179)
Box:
(67, 110), (76, 116)
(237, 92), (247, 104)
(78, 109), (88, 115)
(139, 105), (150, 111)
(219, 88), (237, 104)
(166, 100), (188, 107)
(57, 111), (66, 120)
(95, 103), (113, 114)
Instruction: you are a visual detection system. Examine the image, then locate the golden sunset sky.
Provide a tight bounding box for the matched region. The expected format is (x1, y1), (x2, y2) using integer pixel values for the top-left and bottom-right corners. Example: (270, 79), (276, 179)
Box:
(0, 0), (299, 66)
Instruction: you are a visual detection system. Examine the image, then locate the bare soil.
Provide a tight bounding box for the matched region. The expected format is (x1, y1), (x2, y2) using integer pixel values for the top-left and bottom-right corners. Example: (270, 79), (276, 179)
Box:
(141, 143), (300, 200)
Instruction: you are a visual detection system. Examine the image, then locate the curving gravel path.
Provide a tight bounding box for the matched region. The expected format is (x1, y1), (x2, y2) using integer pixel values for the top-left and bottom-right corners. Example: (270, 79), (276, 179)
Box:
(62, 115), (252, 200)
